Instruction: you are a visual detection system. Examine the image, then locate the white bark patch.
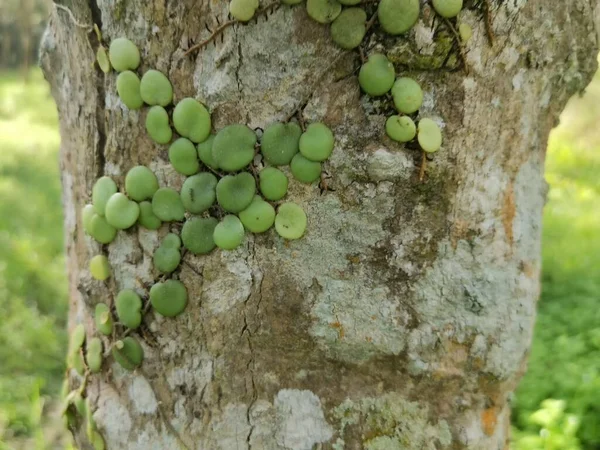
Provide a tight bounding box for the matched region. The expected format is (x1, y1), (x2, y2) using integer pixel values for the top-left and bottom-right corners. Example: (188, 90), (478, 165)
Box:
(108, 231), (154, 291)
(128, 423), (180, 450)
(248, 399), (278, 449)
(93, 387), (132, 448)
(367, 148), (414, 181)
(210, 403), (251, 450)
(414, 22), (435, 55)
(311, 281), (407, 362)
(275, 389), (333, 450)
(512, 69), (527, 91)
(128, 375), (158, 414)
(166, 353), (213, 393)
(202, 255), (252, 314)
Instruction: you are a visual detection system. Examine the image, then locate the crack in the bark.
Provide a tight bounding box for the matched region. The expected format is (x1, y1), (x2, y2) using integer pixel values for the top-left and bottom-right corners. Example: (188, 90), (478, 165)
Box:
(138, 368), (192, 450)
(86, 0), (107, 179)
(241, 238), (258, 449)
(235, 38), (252, 125)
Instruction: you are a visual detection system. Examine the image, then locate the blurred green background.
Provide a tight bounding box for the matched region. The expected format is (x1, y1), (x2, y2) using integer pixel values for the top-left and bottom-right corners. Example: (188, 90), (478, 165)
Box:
(0, 3), (599, 449)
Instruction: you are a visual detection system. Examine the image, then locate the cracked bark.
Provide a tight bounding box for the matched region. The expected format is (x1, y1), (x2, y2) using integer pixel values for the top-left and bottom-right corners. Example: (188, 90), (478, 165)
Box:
(42, 0), (599, 449)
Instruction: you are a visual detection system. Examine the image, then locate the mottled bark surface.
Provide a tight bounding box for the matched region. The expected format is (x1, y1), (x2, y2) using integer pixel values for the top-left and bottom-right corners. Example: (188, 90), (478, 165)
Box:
(42, 0), (598, 449)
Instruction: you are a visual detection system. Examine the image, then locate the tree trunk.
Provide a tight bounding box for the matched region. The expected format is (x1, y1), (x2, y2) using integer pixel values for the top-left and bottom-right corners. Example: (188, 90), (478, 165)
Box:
(41, 1), (598, 449)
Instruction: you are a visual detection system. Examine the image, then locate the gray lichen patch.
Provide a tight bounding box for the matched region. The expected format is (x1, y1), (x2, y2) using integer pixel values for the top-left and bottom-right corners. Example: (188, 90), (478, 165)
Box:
(332, 392), (452, 449)
(275, 389), (333, 450)
(367, 147), (414, 181)
(128, 375), (158, 414)
(201, 249), (253, 315)
(210, 403), (252, 449)
(310, 282), (409, 362)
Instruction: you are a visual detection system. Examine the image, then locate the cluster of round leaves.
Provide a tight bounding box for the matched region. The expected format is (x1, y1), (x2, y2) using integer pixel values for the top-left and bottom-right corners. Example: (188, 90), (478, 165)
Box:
(255, 0), (464, 155)
(227, 0), (463, 51)
(359, 53), (443, 154)
(103, 37), (328, 248)
(64, 324), (106, 449)
(69, 257), (148, 376)
(82, 38), (338, 373)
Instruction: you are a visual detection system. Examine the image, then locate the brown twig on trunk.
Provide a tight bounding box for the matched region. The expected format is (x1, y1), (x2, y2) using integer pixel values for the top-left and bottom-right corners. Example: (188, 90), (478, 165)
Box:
(484, 0), (495, 46)
(443, 18), (469, 75)
(419, 151), (427, 182)
(183, 2), (281, 57)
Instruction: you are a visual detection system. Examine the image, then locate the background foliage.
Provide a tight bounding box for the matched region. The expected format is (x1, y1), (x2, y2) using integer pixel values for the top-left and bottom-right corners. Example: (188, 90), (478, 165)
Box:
(510, 62), (600, 450)
(0, 71), (68, 449)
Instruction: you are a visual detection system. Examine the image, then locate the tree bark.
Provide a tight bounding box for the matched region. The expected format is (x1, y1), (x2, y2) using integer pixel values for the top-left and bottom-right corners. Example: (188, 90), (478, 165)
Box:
(42, 1), (598, 449)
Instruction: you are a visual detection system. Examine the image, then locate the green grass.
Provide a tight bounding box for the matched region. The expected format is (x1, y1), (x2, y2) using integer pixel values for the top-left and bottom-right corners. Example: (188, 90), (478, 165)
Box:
(512, 68), (600, 449)
(0, 69), (68, 448)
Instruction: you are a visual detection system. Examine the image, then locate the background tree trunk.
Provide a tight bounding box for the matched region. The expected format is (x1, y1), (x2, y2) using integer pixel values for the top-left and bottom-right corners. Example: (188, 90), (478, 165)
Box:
(41, 1), (598, 448)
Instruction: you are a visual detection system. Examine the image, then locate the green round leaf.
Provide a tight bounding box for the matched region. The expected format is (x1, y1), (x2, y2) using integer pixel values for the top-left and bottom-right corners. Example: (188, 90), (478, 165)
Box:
(169, 138), (200, 175)
(213, 215), (245, 250)
(212, 124), (257, 172)
(239, 196), (276, 233)
(391, 77), (423, 114)
(230, 0), (259, 21)
(261, 122), (301, 166)
(378, 0), (420, 35)
(69, 324), (86, 353)
(105, 193), (140, 230)
(108, 38), (140, 72)
(115, 289), (143, 329)
(306, 0), (342, 23)
(90, 430), (105, 450)
(92, 176), (117, 216)
(86, 337), (103, 373)
(417, 118), (443, 153)
(162, 233), (182, 249)
(173, 98), (212, 143)
(152, 187), (185, 222)
(181, 217), (218, 254)
(180, 172), (218, 214)
(385, 115), (416, 142)
(116, 71), (143, 110)
(89, 214), (117, 244)
(96, 46), (111, 73)
(138, 201), (162, 230)
(299, 122), (334, 162)
(94, 303), (113, 336)
(275, 202), (307, 240)
(112, 337), (143, 370)
(290, 153), (322, 183)
(146, 106), (173, 144)
(459, 23), (473, 42)
(90, 255), (111, 281)
(150, 280), (188, 317)
(432, 0), (463, 18)
(197, 134), (219, 170)
(125, 166), (159, 201)
(82, 204), (96, 235)
(259, 167), (288, 201)
(140, 69), (173, 107)
(216, 172), (256, 213)
(330, 8), (367, 50)
(358, 54), (396, 96)
(153, 241), (181, 274)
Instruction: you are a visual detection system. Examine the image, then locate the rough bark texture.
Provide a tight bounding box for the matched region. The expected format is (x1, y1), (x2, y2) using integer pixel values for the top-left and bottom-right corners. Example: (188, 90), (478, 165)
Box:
(42, 0), (599, 449)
